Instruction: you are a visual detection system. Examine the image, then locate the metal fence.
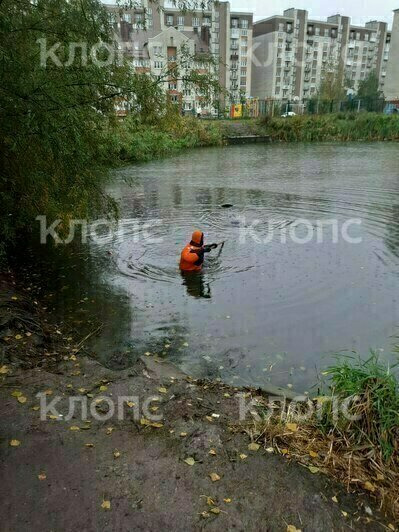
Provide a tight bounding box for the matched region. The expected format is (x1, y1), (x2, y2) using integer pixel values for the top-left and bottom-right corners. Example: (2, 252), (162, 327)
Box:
(256, 97), (391, 118)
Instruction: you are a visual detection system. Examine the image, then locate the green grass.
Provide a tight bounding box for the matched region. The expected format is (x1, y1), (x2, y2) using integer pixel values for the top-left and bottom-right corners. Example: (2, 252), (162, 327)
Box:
(321, 353), (399, 461)
(106, 114), (224, 164)
(256, 113), (399, 142)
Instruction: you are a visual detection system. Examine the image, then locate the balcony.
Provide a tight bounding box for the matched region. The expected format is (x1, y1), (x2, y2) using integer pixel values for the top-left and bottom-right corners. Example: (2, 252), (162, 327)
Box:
(231, 54), (239, 61)
(231, 28), (240, 39)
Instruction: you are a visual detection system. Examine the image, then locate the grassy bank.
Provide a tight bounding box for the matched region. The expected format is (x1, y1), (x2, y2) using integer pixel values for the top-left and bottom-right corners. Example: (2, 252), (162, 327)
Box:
(254, 113), (399, 142)
(106, 112), (224, 164)
(246, 354), (399, 520)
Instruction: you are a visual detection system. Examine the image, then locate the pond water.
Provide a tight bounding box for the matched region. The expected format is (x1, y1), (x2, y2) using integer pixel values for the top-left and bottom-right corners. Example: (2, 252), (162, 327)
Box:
(33, 143), (399, 392)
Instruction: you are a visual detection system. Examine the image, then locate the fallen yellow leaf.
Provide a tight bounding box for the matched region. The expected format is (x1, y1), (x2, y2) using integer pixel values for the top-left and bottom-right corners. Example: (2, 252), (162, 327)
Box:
(85, 443), (95, 448)
(239, 453), (248, 460)
(101, 500), (111, 510)
(281, 449), (289, 455)
(287, 526), (302, 532)
(106, 427), (114, 435)
(10, 439), (21, 447)
(113, 451), (120, 459)
(11, 391), (22, 397)
(209, 449), (217, 456)
(223, 498), (232, 504)
(210, 508), (221, 515)
(332, 496), (338, 503)
(126, 401), (135, 408)
(38, 473), (46, 481)
(158, 387), (167, 394)
(17, 396), (27, 404)
(248, 442), (260, 452)
(309, 451), (318, 458)
(286, 423), (298, 432)
(69, 426), (80, 431)
(364, 481), (376, 492)
(341, 511), (348, 518)
(140, 418), (163, 429)
(308, 466), (320, 474)
(180, 432), (188, 438)
(15, 335), (22, 340)
(184, 457), (195, 466)
(32, 406), (40, 411)
(0, 365), (9, 374)
(209, 472), (221, 482)
(99, 385), (108, 392)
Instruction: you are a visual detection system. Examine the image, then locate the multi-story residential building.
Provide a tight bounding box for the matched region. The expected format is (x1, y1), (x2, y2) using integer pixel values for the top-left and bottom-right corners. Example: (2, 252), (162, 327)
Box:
(107, 0), (253, 114)
(385, 9), (399, 100)
(251, 8), (394, 102)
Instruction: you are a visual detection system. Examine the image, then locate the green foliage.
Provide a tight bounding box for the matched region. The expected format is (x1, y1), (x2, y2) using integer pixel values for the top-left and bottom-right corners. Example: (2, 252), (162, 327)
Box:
(321, 354), (399, 461)
(0, 0), (224, 258)
(107, 109), (223, 163)
(0, 0), (125, 246)
(316, 61), (346, 101)
(257, 113), (399, 142)
(357, 70), (383, 111)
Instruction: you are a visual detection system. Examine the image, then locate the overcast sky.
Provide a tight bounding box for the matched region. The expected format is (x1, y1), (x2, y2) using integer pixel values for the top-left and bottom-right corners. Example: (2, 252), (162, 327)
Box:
(232, 0), (398, 27)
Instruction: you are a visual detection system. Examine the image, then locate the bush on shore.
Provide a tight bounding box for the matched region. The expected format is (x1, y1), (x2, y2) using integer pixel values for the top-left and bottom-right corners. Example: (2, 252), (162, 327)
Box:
(106, 110), (224, 164)
(257, 113), (399, 142)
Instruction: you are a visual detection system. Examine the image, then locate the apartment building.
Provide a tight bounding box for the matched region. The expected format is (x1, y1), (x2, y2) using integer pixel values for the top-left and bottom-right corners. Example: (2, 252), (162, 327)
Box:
(107, 0), (253, 113)
(251, 8), (393, 101)
(385, 9), (399, 100)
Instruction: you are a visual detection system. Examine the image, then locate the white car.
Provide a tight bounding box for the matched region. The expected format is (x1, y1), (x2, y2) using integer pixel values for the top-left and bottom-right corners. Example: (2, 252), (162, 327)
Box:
(281, 111), (297, 118)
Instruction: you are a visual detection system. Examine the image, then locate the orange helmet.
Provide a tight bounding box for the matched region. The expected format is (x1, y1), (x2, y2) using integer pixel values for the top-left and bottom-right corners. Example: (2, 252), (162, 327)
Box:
(190, 231), (204, 247)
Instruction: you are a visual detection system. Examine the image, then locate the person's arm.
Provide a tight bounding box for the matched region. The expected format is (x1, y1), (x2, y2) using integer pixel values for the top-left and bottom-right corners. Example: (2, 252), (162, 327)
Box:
(203, 244), (218, 253)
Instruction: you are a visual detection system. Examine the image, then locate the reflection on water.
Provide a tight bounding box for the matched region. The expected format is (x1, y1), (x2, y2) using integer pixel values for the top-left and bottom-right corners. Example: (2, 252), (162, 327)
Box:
(26, 143), (399, 391)
(181, 272), (212, 299)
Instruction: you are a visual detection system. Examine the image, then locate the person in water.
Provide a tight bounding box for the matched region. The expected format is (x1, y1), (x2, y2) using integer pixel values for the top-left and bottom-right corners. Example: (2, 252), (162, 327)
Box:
(179, 231), (218, 272)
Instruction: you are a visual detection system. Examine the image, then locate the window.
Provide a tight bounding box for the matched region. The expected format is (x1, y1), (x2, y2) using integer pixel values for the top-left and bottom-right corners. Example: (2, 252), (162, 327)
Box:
(168, 81), (177, 90)
(177, 16), (184, 26)
(166, 15), (173, 26)
(231, 18), (238, 28)
(203, 16), (210, 26)
(315, 27), (320, 36)
(123, 13), (131, 23)
(241, 59), (247, 67)
(192, 17), (200, 27)
(154, 61), (163, 69)
(241, 19), (249, 29)
(279, 23), (284, 31)
(170, 95), (179, 103)
(324, 29), (329, 37)
(240, 68), (246, 76)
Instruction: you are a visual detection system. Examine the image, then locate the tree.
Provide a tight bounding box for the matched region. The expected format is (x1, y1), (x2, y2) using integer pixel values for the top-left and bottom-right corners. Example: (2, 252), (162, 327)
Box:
(317, 61), (346, 101)
(356, 70), (383, 111)
(0, 0), (222, 260)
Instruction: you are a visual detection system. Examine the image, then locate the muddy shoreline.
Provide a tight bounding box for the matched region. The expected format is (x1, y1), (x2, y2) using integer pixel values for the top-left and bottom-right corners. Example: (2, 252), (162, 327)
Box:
(0, 272), (396, 530)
